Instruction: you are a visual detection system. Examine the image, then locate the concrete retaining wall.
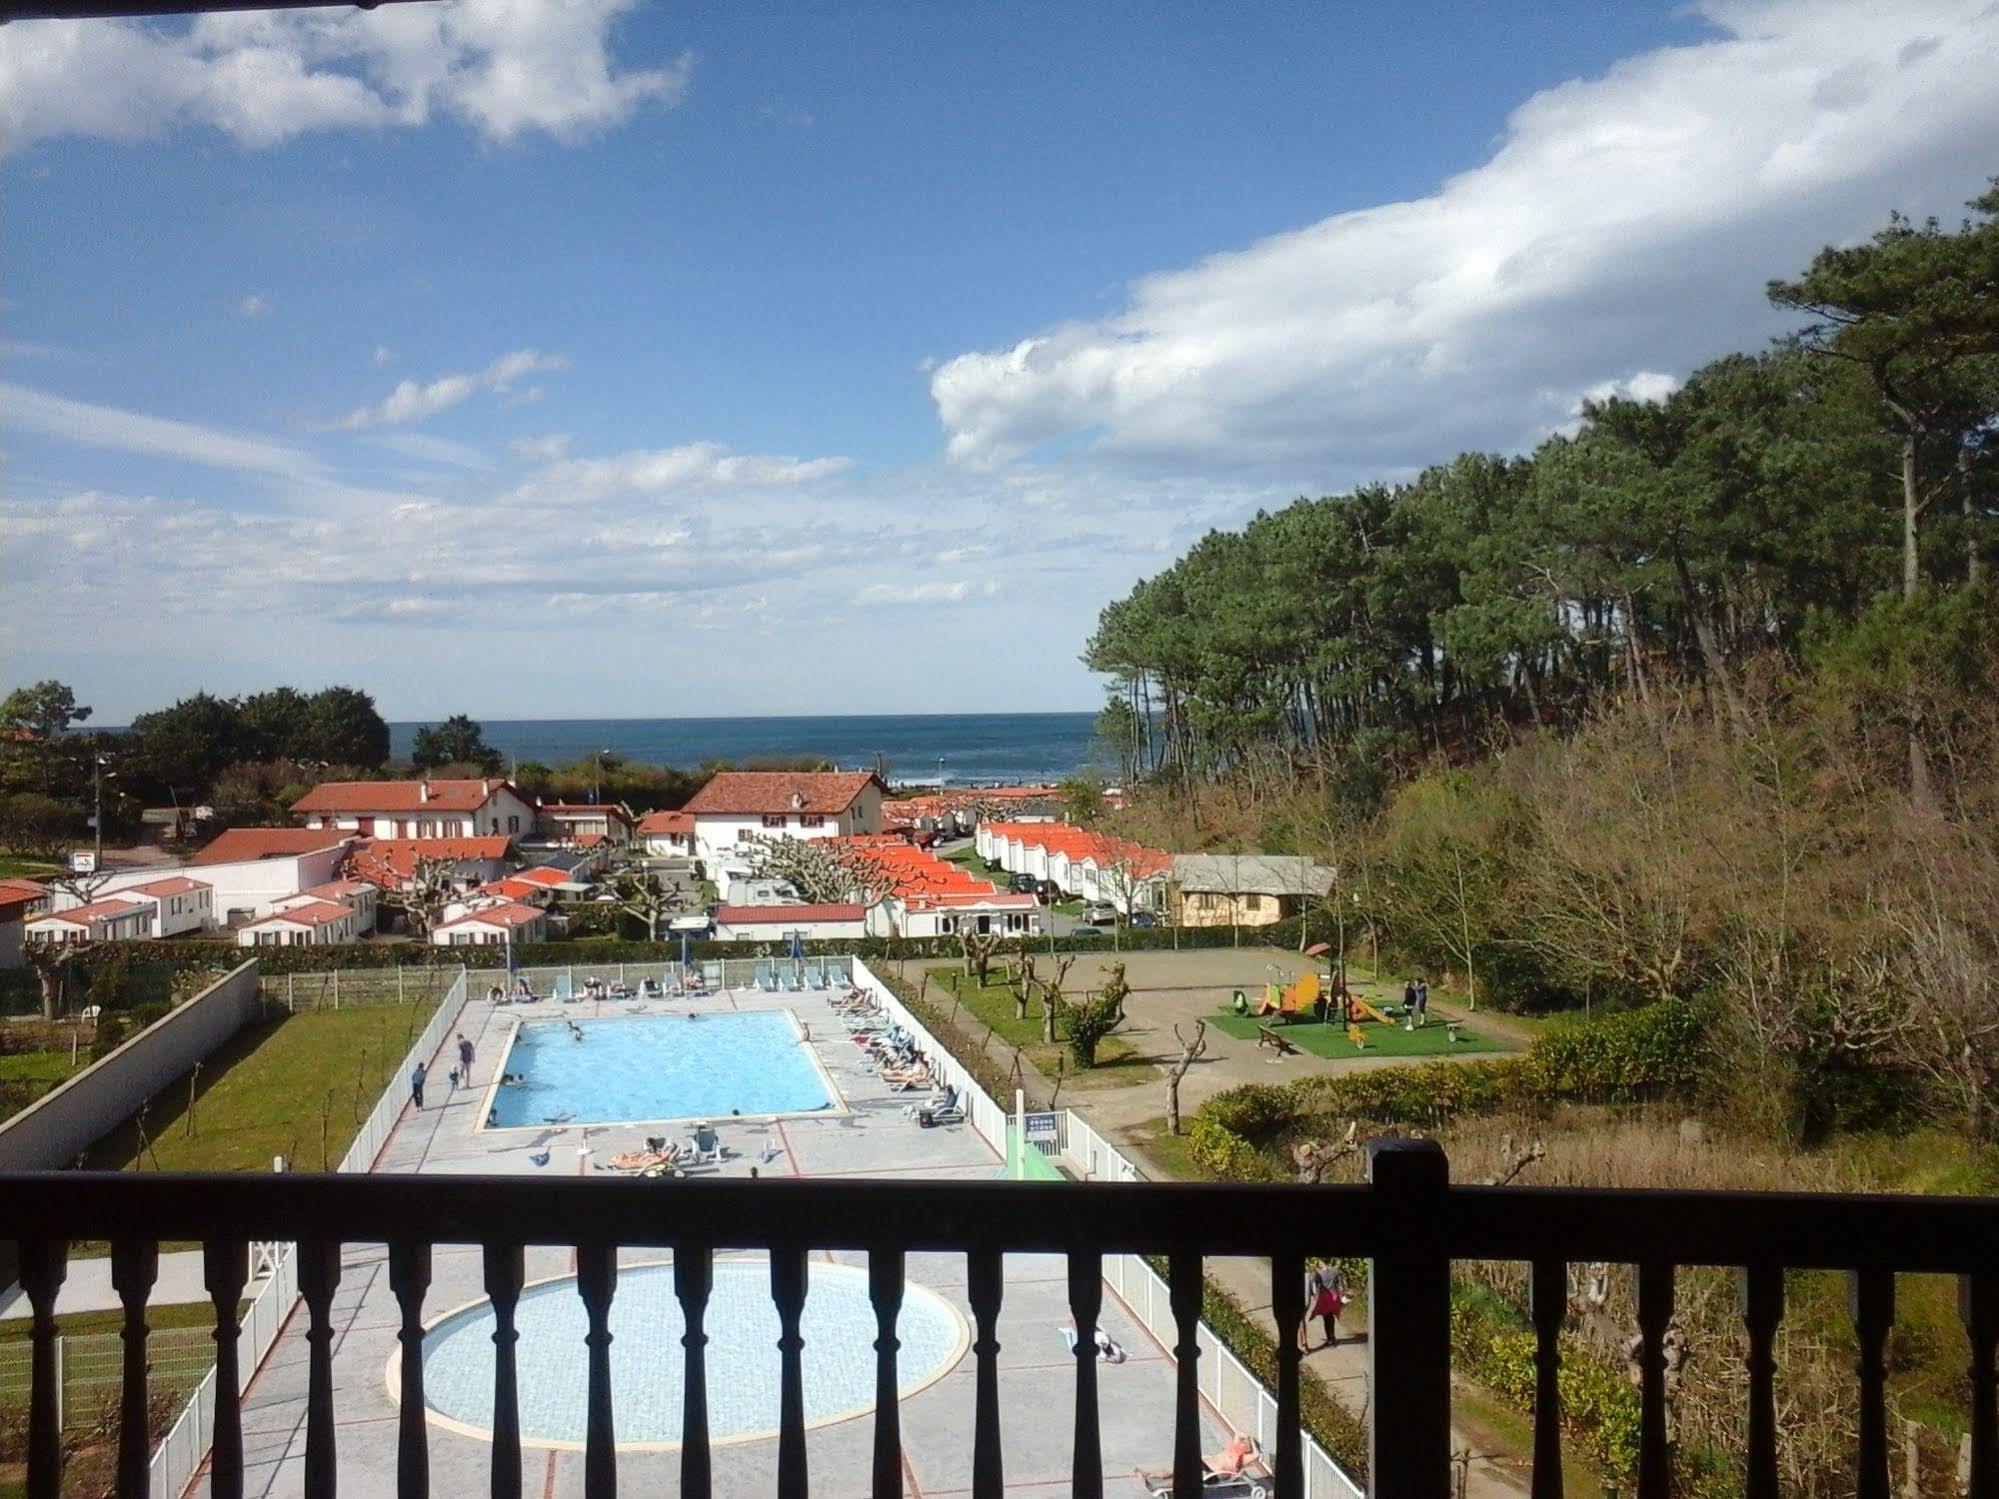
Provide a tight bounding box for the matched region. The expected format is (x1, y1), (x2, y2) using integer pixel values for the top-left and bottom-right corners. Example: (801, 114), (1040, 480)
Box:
(0, 959), (261, 1171)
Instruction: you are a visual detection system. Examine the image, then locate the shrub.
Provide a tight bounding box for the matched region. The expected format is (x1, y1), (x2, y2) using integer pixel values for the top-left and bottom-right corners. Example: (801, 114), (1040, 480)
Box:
(90, 1014), (130, 1060)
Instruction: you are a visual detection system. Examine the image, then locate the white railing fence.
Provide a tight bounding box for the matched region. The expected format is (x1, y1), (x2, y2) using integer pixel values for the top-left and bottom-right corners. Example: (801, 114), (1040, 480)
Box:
(851, 959), (1008, 1152)
(148, 967), (471, 1498)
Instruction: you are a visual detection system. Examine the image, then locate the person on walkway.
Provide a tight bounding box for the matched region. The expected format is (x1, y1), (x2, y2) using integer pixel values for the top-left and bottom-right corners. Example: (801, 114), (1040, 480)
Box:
(1402, 978), (1418, 1013)
(410, 1062), (428, 1110)
(457, 1032), (475, 1075)
(1414, 979), (1430, 1025)
(1302, 1261), (1346, 1350)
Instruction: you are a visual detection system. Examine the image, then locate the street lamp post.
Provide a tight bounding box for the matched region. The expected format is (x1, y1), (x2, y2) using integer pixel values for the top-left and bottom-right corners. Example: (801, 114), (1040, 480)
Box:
(593, 748), (611, 805)
(92, 753), (111, 870)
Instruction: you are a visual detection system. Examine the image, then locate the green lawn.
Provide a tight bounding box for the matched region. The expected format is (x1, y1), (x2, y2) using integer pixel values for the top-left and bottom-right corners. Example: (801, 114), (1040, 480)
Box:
(0, 853), (61, 879)
(83, 1000), (434, 1173)
(0, 1047), (84, 1114)
(1207, 1007), (1504, 1059)
(927, 968), (1151, 1089)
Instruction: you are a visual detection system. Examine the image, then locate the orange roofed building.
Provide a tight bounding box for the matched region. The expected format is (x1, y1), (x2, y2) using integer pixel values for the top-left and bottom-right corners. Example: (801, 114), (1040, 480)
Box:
(292, 778), (536, 842)
(973, 821), (1170, 915)
(682, 771), (885, 868)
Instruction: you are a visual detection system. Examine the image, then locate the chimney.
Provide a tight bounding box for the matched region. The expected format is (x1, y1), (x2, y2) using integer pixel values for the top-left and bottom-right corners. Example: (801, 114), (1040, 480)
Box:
(791, 791), (805, 810)
(419, 781), (430, 804)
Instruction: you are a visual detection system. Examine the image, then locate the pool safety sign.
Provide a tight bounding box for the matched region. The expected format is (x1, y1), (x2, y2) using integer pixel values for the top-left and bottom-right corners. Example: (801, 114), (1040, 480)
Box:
(1024, 1112), (1060, 1147)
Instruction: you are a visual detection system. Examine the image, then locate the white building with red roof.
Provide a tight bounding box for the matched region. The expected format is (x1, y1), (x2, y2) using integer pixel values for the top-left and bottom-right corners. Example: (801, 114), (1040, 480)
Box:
(0, 881), (47, 967)
(27, 896), (154, 945)
(973, 822), (1172, 914)
(636, 808), (695, 857)
(535, 801), (635, 847)
(292, 778), (536, 841)
(431, 901), (549, 946)
(711, 902), (869, 942)
(79, 876), (213, 937)
(235, 898), (363, 947)
(681, 771), (885, 867)
(182, 828), (361, 924)
(347, 837), (515, 891)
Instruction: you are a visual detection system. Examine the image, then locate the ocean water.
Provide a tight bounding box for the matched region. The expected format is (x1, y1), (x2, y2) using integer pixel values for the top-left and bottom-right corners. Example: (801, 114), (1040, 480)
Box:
(389, 712), (1097, 785)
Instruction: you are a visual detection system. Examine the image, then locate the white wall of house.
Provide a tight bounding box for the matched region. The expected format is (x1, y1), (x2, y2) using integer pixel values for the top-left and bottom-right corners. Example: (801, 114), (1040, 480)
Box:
(712, 912), (869, 942)
(431, 911), (549, 945)
(28, 902), (153, 944)
(303, 786), (537, 841)
(643, 830), (693, 857)
(235, 906), (360, 947)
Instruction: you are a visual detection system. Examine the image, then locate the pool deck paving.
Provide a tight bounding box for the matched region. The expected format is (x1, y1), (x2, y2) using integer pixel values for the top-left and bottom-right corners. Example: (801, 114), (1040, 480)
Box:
(201, 983), (1240, 1497)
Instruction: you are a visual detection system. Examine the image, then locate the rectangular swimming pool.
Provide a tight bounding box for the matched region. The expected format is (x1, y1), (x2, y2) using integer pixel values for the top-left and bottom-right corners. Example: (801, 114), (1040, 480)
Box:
(485, 1010), (840, 1128)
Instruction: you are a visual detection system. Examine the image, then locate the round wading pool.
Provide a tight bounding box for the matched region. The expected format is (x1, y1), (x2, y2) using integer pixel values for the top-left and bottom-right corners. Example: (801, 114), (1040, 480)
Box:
(408, 1259), (968, 1450)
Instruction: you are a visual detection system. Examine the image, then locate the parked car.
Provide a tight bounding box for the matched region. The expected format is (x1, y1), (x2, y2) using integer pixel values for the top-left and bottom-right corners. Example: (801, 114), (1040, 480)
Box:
(1081, 902), (1119, 926)
(1035, 878), (1060, 900)
(1066, 923), (1104, 938)
(1129, 910), (1158, 929)
(1008, 873), (1039, 894)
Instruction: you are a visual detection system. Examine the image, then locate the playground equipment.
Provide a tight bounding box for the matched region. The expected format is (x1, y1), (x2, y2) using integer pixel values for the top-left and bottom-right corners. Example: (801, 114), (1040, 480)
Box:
(1254, 971), (1319, 1022)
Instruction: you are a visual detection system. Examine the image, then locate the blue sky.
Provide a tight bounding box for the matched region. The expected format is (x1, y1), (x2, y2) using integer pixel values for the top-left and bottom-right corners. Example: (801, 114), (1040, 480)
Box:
(4, 0), (1998, 722)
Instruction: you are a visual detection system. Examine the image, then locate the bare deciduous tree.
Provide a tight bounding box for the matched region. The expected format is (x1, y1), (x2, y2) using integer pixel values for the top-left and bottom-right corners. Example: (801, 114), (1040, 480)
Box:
(1164, 1018), (1207, 1135)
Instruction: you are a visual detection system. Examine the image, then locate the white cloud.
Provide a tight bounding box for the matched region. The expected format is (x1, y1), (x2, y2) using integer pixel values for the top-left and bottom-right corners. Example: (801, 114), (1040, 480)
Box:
(236, 293), (272, 319)
(372, 344), (396, 366)
(367, 431), (491, 470)
(0, 0), (690, 154)
(509, 432), (572, 461)
(930, 0), (1999, 476)
(855, 580), (972, 607)
(2, 382), (315, 477)
(499, 441), (853, 506)
(331, 349), (568, 429)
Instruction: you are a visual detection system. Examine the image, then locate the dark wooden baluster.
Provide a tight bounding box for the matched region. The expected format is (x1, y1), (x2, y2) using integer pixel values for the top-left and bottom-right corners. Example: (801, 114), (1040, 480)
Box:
(1634, 1260), (1674, 1499)
(1168, 1252), (1204, 1499)
(1067, 1248), (1105, 1499)
(204, 1240), (250, 1499)
(297, 1240), (344, 1499)
(1739, 1264), (1784, 1499)
(111, 1238), (158, 1499)
(483, 1244), (525, 1499)
(1529, 1258), (1567, 1499)
(1367, 1140), (1451, 1497)
(1851, 1268), (1895, 1499)
(1964, 1271), (1998, 1499)
(771, 1246), (811, 1499)
(1270, 1253), (1304, 1498)
(869, 1248), (906, 1499)
(577, 1243), (618, 1499)
(675, 1244), (713, 1499)
(390, 1240), (433, 1499)
(966, 1246), (1005, 1499)
(21, 1239), (66, 1499)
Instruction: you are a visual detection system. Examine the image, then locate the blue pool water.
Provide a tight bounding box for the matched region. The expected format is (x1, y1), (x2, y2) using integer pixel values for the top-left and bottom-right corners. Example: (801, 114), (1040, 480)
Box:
(417, 1260), (967, 1447)
(487, 1012), (836, 1127)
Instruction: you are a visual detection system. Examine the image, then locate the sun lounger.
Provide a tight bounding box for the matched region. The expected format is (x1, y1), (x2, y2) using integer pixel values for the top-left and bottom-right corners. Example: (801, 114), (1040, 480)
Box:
(701, 960), (724, 990)
(552, 973), (576, 1003)
(780, 964), (802, 992)
(691, 1124), (725, 1164)
(753, 961), (775, 992)
(805, 958), (827, 989)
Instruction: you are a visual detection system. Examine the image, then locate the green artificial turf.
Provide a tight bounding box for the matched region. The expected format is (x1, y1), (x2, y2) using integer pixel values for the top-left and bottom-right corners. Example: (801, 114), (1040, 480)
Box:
(1207, 1006), (1502, 1059)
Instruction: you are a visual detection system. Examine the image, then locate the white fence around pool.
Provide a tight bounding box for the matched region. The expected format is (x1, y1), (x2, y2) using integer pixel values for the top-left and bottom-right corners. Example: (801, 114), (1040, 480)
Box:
(148, 966), (472, 1498)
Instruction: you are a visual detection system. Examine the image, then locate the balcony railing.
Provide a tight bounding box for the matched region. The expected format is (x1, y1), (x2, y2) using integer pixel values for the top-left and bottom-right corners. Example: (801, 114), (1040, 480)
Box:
(6, 1148), (1999, 1499)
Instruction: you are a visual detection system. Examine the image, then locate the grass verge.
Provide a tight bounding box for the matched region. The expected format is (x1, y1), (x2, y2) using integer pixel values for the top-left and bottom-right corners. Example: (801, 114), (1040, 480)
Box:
(929, 969), (1150, 1089)
(83, 1000), (434, 1173)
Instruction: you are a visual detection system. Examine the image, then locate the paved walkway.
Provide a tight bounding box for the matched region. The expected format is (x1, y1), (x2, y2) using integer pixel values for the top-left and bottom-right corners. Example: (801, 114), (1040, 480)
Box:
(917, 949), (1538, 1497)
(0, 1250), (236, 1320)
(199, 983), (1243, 1497)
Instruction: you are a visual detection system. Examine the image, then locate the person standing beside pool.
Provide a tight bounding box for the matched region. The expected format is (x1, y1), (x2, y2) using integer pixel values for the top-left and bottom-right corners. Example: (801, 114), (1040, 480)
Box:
(457, 1032), (475, 1077)
(410, 1061), (428, 1110)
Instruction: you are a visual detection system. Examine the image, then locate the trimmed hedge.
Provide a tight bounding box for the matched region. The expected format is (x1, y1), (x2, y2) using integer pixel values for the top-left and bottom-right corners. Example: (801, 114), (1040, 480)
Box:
(1187, 1000), (1707, 1178)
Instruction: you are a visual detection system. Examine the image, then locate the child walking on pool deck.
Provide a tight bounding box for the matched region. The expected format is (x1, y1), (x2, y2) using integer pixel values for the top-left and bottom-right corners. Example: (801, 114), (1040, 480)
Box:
(1300, 1260), (1345, 1350)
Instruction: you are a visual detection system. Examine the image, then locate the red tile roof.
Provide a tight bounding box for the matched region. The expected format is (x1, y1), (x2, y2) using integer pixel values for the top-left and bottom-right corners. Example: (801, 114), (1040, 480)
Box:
(191, 828), (354, 866)
(436, 901), (545, 931)
(0, 878), (48, 913)
(349, 837), (514, 883)
(124, 876), (211, 898)
(291, 779), (520, 815)
(637, 809), (694, 835)
(509, 866), (572, 889)
(713, 903), (867, 924)
(478, 877), (550, 902)
(683, 771), (881, 817)
(245, 900), (352, 929)
(304, 878), (376, 901)
(36, 897), (149, 926)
